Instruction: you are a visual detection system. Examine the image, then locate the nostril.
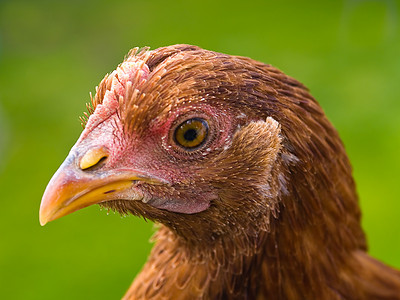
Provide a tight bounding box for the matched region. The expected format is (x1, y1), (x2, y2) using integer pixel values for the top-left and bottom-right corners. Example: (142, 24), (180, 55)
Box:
(79, 147), (109, 170)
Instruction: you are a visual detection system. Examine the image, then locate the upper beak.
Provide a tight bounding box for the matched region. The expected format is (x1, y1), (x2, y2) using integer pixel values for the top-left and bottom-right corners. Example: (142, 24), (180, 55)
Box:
(39, 149), (161, 226)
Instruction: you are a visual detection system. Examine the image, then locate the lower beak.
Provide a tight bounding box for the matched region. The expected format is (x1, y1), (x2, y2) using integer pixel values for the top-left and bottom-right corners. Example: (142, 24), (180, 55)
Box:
(39, 152), (157, 226)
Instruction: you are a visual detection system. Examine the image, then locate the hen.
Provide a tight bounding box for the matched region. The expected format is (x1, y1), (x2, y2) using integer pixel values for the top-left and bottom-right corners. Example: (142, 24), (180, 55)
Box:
(39, 44), (400, 299)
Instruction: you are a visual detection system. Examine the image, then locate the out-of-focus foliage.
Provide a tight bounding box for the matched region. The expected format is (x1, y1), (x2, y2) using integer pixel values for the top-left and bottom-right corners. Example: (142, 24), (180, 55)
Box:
(0, 0), (399, 298)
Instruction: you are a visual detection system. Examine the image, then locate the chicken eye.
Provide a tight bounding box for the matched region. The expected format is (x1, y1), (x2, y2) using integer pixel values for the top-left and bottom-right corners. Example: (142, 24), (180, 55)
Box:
(174, 118), (209, 149)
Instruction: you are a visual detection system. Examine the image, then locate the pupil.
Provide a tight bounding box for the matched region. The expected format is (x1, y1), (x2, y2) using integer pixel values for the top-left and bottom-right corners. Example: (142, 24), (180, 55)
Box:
(184, 128), (197, 141)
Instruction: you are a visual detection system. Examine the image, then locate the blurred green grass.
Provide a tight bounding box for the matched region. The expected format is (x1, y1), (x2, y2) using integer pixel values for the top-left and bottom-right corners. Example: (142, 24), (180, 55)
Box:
(0, 0), (399, 298)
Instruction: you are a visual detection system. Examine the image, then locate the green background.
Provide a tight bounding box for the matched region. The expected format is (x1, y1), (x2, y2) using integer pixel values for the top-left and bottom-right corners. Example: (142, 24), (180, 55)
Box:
(1, 0), (399, 298)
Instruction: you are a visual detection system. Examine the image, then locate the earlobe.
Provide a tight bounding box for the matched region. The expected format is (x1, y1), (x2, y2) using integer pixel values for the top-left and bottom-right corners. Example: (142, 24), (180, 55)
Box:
(230, 117), (282, 166)
(211, 117), (282, 186)
(208, 117), (283, 222)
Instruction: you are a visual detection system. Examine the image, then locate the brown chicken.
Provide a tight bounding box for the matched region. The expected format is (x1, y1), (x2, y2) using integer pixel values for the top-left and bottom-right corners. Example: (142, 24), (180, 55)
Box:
(39, 44), (400, 299)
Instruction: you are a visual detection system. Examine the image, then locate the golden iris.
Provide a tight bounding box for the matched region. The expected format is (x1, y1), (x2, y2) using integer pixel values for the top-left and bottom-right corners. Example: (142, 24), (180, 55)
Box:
(174, 118), (209, 149)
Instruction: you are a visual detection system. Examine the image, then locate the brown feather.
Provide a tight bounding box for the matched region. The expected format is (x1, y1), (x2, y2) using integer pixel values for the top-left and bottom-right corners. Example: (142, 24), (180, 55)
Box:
(79, 44), (400, 299)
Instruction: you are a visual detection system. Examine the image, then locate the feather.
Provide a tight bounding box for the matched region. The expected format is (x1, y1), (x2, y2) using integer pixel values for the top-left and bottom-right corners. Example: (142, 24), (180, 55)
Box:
(40, 44), (400, 299)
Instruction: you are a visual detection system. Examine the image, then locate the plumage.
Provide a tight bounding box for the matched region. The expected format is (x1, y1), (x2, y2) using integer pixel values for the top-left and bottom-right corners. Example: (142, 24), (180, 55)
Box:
(40, 44), (400, 299)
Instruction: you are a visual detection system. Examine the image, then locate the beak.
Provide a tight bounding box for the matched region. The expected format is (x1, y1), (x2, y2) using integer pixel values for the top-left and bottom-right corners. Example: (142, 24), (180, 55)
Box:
(39, 149), (161, 226)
